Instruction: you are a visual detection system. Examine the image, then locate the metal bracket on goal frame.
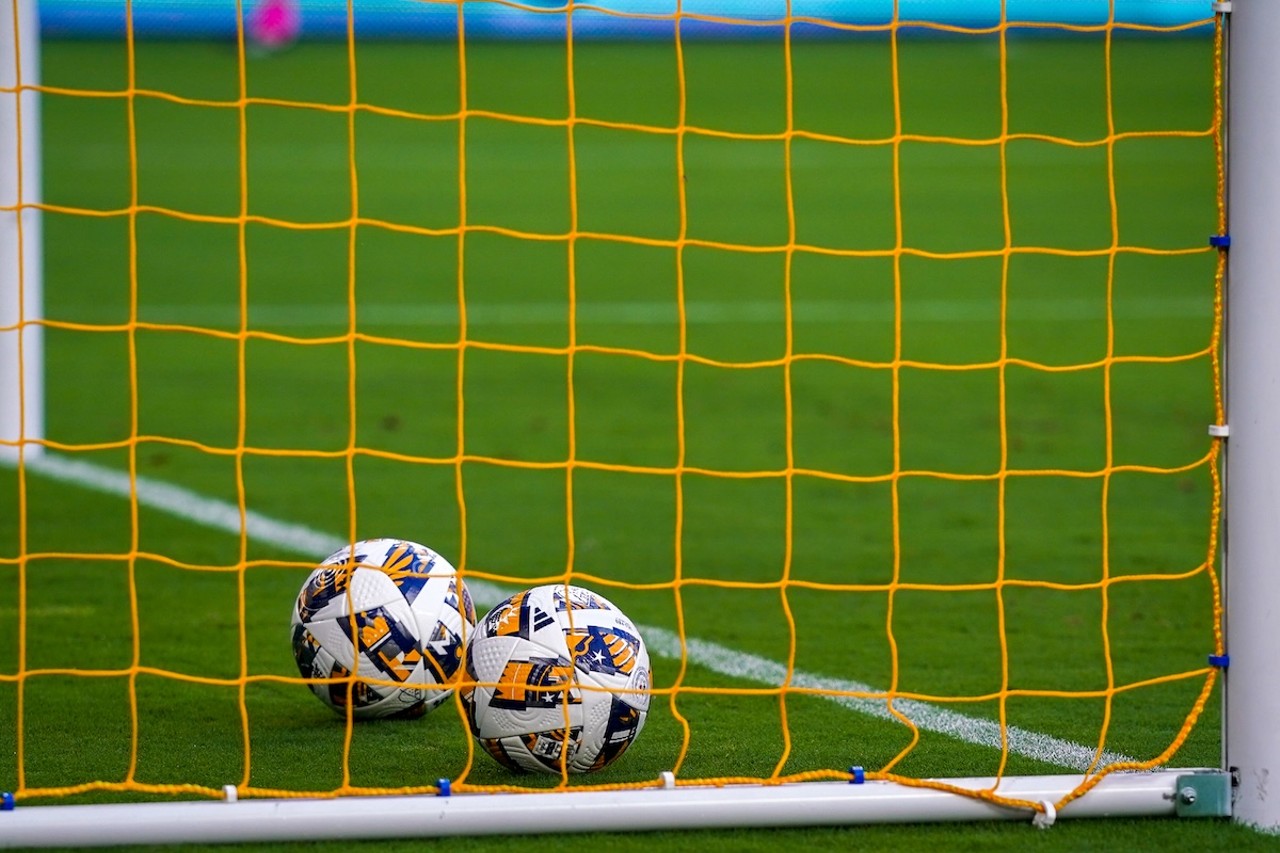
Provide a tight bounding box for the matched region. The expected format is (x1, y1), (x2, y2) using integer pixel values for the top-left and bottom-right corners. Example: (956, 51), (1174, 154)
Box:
(1172, 771), (1232, 818)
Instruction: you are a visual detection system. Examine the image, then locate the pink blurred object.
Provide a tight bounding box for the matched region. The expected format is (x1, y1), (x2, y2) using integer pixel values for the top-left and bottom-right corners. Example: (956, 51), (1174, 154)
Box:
(247, 0), (301, 50)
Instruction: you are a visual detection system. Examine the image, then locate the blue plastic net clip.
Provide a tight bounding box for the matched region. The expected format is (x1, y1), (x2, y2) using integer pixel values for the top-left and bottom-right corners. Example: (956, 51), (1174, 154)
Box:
(436, 778), (452, 797)
(1210, 234), (1231, 249)
(1209, 654), (1230, 669)
(1, 792), (14, 811)
(848, 766), (865, 785)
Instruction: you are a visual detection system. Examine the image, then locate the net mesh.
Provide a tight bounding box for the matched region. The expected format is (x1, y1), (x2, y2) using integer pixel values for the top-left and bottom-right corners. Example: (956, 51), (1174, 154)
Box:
(2, 0), (1224, 819)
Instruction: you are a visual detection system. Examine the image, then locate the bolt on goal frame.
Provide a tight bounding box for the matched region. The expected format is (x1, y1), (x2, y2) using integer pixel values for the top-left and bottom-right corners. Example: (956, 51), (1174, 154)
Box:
(2, 0), (1277, 845)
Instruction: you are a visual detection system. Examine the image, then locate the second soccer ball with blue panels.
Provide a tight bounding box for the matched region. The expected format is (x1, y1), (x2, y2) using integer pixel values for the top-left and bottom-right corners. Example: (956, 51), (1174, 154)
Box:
(463, 584), (651, 774)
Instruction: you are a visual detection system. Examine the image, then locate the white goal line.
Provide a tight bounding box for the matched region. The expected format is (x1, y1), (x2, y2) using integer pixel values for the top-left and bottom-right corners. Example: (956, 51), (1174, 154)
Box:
(6, 450), (1136, 772)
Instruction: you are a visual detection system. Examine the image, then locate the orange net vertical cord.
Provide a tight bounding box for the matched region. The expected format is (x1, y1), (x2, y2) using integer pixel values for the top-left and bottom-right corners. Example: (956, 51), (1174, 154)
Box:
(1207, 0), (1227, 660)
(992, 0), (1013, 784)
(667, 0), (695, 778)
(880, 0), (919, 775)
(233, 0), (254, 797)
(339, 0), (361, 794)
(451, 0), (479, 788)
(558, 3), (581, 789)
(773, 0), (799, 780)
(122, 0), (144, 794)
(1097, 0), (1123, 778)
(564, 3), (580, 592)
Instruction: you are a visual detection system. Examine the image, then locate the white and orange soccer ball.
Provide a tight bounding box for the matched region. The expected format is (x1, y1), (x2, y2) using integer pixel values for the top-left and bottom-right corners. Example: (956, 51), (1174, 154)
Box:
(290, 538), (476, 719)
(463, 584), (651, 774)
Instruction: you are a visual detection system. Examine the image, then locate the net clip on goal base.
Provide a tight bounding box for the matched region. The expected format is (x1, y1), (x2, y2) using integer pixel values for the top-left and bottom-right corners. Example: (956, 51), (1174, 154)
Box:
(1174, 771), (1232, 819)
(0, 769), (1232, 848)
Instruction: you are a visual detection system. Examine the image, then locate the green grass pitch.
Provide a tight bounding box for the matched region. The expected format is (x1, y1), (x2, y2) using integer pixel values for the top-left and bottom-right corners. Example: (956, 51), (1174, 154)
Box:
(2, 28), (1266, 850)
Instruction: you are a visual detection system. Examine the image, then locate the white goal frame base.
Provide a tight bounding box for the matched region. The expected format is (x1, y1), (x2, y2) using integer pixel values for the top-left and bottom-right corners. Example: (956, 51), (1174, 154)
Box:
(0, 770), (1229, 848)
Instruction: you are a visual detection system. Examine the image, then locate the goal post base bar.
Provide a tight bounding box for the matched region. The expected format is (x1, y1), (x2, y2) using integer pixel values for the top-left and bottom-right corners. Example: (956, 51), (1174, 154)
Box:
(0, 770), (1229, 848)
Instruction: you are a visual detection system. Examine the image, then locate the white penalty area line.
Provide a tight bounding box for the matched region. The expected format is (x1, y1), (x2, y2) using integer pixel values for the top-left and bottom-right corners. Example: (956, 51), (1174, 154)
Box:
(11, 450), (1135, 772)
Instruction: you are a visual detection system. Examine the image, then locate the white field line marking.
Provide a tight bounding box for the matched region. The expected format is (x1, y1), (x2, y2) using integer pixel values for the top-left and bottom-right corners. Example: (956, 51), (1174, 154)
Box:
(60, 295), (1211, 328)
(14, 451), (1135, 771)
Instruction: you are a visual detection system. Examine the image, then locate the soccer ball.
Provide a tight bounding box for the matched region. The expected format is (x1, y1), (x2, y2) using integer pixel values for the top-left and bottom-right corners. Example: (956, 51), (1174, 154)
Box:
(290, 538), (476, 719)
(463, 584), (651, 774)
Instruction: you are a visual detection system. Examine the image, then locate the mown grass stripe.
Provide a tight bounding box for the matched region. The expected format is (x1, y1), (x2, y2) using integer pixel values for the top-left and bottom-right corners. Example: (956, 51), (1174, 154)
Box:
(57, 295), (1210, 328)
(12, 450), (1135, 772)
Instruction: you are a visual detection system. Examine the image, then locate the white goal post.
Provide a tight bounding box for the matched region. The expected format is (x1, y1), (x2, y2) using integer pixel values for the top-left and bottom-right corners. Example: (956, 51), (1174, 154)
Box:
(0, 0), (42, 464)
(1222, 0), (1280, 832)
(2, 0), (1278, 844)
